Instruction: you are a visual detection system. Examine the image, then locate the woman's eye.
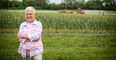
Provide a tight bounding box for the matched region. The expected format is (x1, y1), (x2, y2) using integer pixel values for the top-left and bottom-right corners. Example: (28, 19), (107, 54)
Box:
(30, 14), (32, 15)
(26, 13), (33, 15)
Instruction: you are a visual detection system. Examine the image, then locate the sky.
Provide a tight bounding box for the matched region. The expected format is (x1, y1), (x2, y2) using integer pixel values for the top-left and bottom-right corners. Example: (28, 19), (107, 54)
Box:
(49, 0), (89, 4)
(49, 0), (62, 4)
(11, 0), (88, 4)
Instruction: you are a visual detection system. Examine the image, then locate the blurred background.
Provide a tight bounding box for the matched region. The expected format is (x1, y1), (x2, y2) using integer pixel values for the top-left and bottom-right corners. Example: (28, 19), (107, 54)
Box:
(0, 0), (116, 60)
(0, 0), (116, 10)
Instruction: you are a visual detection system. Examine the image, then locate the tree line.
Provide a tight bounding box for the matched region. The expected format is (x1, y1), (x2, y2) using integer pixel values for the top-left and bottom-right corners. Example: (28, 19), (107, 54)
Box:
(0, 0), (116, 10)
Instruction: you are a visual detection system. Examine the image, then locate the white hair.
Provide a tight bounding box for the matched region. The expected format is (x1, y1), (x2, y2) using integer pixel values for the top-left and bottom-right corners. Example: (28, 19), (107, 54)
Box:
(25, 6), (36, 13)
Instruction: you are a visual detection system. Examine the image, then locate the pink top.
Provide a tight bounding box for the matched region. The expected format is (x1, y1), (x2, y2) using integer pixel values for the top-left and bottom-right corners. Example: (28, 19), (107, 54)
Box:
(18, 20), (43, 58)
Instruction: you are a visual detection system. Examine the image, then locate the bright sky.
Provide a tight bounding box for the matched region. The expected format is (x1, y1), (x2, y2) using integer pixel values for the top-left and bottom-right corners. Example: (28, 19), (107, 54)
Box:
(49, 0), (88, 4)
(49, 0), (62, 4)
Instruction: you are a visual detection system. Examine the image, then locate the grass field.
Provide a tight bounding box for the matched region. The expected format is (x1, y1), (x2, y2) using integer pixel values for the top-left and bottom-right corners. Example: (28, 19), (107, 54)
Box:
(0, 10), (116, 60)
(0, 33), (116, 60)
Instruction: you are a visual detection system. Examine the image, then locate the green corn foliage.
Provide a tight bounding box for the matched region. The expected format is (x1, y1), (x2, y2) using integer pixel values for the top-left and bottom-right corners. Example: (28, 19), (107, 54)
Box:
(37, 13), (116, 33)
(0, 12), (116, 33)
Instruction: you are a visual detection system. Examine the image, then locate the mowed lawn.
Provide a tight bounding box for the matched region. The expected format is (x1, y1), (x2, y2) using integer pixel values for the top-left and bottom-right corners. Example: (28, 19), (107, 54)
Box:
(0, 33), (116, 60)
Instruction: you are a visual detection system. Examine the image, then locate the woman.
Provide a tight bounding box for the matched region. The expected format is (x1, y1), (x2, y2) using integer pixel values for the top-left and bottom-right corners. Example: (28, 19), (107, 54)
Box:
(17, 6), (43, 60)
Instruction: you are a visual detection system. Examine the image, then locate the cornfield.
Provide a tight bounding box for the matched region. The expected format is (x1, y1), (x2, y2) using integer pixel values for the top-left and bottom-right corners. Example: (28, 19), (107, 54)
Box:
(0, 11), (116, 33)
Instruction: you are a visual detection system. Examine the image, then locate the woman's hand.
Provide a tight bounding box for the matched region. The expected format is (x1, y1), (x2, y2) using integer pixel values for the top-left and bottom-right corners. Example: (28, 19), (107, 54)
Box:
(17, 33), (30, 40)
(17, 33), (23, 39)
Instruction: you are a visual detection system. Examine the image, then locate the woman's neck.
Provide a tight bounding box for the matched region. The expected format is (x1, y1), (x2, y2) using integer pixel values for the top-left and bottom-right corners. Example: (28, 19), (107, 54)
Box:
(27, 21), (34, 23)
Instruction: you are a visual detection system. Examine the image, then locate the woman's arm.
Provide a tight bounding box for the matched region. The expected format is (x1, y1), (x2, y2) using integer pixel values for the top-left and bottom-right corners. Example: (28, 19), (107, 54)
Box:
(17, 33), (29, 40)
(17, 33), (30, 41)
(17, 23), (27, 43)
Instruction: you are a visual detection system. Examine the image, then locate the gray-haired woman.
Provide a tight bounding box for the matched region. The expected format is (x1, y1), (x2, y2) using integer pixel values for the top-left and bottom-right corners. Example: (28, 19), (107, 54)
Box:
(17, 6), (43, 60)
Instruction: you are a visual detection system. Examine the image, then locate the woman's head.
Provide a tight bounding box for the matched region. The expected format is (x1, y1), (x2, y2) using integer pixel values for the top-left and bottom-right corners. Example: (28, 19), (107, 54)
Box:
(25, 6), (36, 23)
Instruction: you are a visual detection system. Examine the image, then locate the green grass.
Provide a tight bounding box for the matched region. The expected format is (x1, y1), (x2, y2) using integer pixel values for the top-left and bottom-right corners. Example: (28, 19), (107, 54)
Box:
(0, 33), (116, 60)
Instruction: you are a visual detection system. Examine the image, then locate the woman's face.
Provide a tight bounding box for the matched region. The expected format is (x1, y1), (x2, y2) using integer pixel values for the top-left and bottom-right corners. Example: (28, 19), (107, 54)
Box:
(25, 10), (35, 23)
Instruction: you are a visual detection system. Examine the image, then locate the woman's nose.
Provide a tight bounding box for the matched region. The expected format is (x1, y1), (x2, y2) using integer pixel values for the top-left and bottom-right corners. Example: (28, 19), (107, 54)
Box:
(27, 15), (31, 17)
